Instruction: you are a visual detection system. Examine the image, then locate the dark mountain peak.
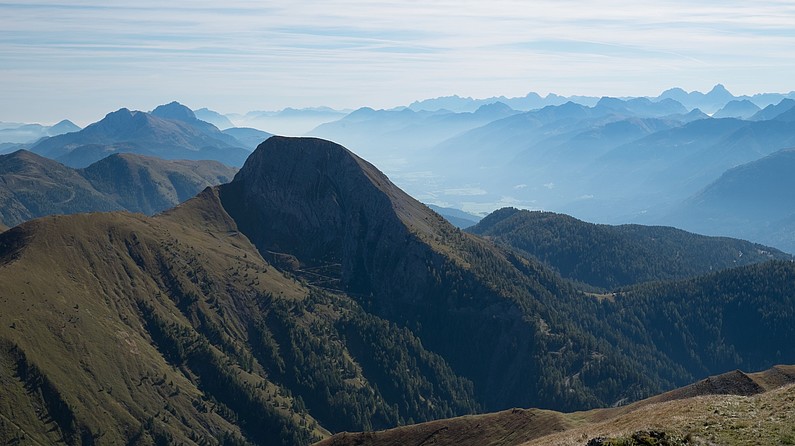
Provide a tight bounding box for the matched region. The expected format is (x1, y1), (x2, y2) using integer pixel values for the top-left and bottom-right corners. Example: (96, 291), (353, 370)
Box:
(4, 148), (46, 162)
(220, 136), (447, 284)
(1, 149), (65, 171)
(82, 150), (136, 167)
(151, 101), (197, 122)
(230, 136), (430, 222)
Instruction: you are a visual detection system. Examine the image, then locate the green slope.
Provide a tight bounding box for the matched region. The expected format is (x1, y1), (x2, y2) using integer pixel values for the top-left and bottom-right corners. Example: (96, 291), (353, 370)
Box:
(469, 207), (790, 289)
(2, 136), (794, 445)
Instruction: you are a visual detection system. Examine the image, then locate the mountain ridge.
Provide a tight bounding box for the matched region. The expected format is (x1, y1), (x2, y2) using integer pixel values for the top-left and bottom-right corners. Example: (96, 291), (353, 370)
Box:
(316, 365), (795, 446)
(469, 207), (791, 289)
(0, 149), (236, 226)
(2, 136), (795, 445)
(29, 104), (250, 167)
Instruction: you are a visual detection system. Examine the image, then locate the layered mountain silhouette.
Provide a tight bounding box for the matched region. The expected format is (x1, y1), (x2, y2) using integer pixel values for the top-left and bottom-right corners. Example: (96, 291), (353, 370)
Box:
(308, 103), (520, 163)
(665, 147), (795, 253)
(750, 98), (795, 121)
(713, 99), (761, 119)
(427, 204), (482, 228)
(0, 119), (81, 144)
(658, 84), (736, 114)
(407, 84), (795, 114)
(1, 136), (794, 446)
(28, 102), (250, 168)
(230, 107), (346, 135)
(315, 89), (795, 253)
(194, 107), (235, 130)
(0, 149), (236, 226)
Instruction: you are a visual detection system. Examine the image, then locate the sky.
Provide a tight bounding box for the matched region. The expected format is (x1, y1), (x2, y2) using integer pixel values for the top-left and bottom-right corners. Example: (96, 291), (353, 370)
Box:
(2, 0), (795, 124)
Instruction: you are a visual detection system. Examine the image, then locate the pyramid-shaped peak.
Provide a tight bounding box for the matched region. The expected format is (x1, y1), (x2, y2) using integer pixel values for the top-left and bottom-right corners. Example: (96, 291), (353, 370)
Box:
(223, 136), (447, 270)
(232, 136), (404, 210)
(151, 101), (197, 122)
(706, 84), (733, 98)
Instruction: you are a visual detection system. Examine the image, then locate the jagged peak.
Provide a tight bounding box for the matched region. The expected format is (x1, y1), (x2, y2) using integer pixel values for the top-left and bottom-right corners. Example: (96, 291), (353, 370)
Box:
(474, 101), (514, 115)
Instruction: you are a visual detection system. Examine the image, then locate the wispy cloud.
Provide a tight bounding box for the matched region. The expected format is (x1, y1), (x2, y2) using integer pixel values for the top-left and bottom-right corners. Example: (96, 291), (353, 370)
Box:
(1, 0), (794, 123)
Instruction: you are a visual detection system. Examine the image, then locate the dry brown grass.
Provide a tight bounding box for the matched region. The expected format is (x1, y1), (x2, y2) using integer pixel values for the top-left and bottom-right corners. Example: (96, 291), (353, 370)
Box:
(0, 189), (325, 444)
(314, 367), (795, 446)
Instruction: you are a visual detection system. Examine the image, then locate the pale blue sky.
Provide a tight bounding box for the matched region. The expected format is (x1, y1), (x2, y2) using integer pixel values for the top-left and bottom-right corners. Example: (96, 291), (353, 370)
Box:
(2, 0), (795, 124)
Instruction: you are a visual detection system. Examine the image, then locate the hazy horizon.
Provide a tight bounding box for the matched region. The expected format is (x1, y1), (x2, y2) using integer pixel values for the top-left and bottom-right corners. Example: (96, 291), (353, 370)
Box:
(2, 1), (795, 124)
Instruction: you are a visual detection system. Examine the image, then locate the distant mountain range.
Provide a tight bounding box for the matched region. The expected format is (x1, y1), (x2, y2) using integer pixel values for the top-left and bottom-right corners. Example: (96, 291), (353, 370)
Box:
(314, 93), (795, 253)
(407, 84), (795, 114)
(194, 107), (235, 129)
(227, 107), (348, 135)
(221, 127), (274, 151)
(8, 89), (794, 253)
(2, 136), (794, 445)
(309, 102), (521, 163)
(0, 119), (80, 144)
(28, 102), (252, 168)
(664, 147), (795, 253)
(713, 99), (761, 119)
(0, 149), (236, 226)
(427, 204), (482, 228)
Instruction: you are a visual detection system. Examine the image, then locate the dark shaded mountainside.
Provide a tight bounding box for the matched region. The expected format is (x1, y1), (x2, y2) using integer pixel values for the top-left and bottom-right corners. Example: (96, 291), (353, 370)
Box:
(469, 207), (791, 289)
(318, 365), (795, 446)
(0, 149), (236, 227)
(1, 137), (795, 446)
(28, 102), (252, 168)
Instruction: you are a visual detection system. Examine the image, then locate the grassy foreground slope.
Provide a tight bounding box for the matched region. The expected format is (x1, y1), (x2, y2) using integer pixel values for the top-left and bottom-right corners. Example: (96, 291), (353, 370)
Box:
(0, 186), (480, 445)
(317, 365), (795, 446)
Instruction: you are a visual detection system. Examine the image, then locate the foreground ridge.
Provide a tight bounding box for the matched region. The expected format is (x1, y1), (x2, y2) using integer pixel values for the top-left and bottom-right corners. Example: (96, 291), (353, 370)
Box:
(317, 366), (795, 446)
